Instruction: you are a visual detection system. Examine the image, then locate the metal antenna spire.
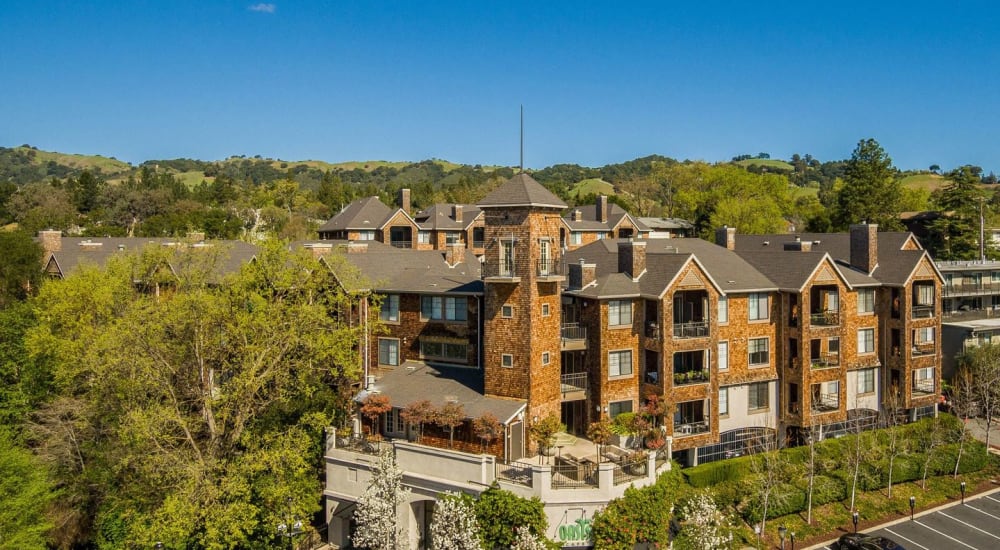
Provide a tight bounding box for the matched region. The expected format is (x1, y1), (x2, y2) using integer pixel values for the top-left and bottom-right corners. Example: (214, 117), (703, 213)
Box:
(519, 104), (524, 174)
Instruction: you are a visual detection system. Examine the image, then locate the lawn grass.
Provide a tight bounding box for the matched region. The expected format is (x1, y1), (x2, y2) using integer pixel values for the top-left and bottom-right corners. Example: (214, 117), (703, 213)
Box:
(569, 178), (615, 198)
(751, 454), (1000, 549)
(734, 158), (794, 171)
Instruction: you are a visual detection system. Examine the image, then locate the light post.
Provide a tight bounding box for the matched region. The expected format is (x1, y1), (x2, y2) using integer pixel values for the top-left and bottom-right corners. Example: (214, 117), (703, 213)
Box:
(778, 525), (787, 550)
(155, 544), (163, 550)
(852, 510), (859, 534)
(753, 524), (761, 549)
(277, 497), (304, 550)
(909, 496), (916, 521)
(790, 532), (796, 550)
(961, 481), (967, 504)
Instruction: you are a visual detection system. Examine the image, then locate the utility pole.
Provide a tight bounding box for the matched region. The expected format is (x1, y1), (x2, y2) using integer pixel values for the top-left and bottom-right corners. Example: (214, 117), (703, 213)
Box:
(980, 196), (986, 262)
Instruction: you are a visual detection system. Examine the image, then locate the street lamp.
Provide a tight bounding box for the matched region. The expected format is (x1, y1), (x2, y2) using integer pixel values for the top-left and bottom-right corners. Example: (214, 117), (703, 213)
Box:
(790, 531), (796, 550)
(778, 525), (787, 550)
(277, 497), (304, 550)
(961, 481), (967, 504)
(852, 510), (859, 533)
(909, 496), (916, 521)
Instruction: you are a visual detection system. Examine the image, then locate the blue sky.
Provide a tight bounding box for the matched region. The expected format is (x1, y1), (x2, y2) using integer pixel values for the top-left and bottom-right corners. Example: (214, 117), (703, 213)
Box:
(2, 1), (998, 172)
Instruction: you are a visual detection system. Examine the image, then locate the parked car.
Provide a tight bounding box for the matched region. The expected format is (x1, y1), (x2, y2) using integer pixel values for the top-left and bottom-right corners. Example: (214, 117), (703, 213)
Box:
(837, 533), (905, 550)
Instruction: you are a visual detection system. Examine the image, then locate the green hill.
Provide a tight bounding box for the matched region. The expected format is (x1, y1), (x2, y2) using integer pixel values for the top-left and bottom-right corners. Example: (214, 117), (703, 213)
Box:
(569, 178), (615, 198)
(900, 173), (947, 192)
(734, 158), (794, 171)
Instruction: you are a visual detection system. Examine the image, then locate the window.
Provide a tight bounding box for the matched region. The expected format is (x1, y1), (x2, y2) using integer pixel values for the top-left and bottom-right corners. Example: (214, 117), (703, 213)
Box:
(609, 400), (633, 418)
(823, 290), (839, 312)
(445, 232), (460, 244)
(749, 293), (769, 321)
(418, 231), (431, 244)
(718, 341), (729, 371)
(993, 271), (1000, 284)
(748, 338), (769, 366)
(501, 354), (513, 368)
(829, 337), (840, 355)
(420, 340), (468, 363)
(421, 296), (468, 321)
(542, 352), (551, 365)
(857, 288), (875, 314)
(718, 296), (729, 324)
(916, 326), (935, 343)
(608, 299), (632, 326)
(541, 303), (550, 317)
(857, 328), (875, 354)
(358, 230), (375, 241)
(609, 350), (633, 377)
(916, 285), (935, 306)
(596, 232), (607, 240)
(501, 304), (514, 318)
(378, 338), (400, 366)
(384, 408), (405, 434)
(380, 294), (399, 322)
(857, 368), (875, 394)
(749, 382), (769, 411)
(570, 232), (582, 245)
(719, 387), (729, 416)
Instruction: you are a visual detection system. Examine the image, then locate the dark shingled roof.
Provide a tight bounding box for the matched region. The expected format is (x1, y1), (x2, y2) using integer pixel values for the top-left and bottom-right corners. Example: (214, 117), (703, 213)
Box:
(563, 202), (649, 232)
(366, 361), (525, 423)
(312, 239), (483, 294)
(734, 232), (930, 286)
(478, 173), (567, 209)
(638, 217), (695, 231)
(317, 196), (394, 232)
(413, 203), (483, 230)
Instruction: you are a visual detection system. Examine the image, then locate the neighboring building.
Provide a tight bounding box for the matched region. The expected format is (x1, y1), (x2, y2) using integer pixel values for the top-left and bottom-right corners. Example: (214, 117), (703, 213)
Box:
(321, 174), (945, 548)
(561, 195), (650, 250)
(411, 202), (485, 255)
(941, 317), (1000, 380)
(637, 216), (695, 239)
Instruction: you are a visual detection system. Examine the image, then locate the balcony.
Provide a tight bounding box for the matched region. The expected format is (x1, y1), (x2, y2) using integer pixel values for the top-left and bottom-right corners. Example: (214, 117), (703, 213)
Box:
(810, 353), (840, 369)
(483, 259), (519, 282)
(560, 323), (587, 351)
(672, 369), (709, 386)
(673, 420), (710, 437)
(911, 305), (935, 319)
(390, 240), (412, 249)
(645, 322), (662, 340)
(673, 321), (709, 339)
(912, 378), (935, 396)
(536, 259), (565, 282)
(810, 311), (840, 327)
(472, 240), (485, 249)
(943, 282), (1000, 297)
(560, 372), (588, 401)
(911, 342), (936, 357)
(811, 392), (840, 413)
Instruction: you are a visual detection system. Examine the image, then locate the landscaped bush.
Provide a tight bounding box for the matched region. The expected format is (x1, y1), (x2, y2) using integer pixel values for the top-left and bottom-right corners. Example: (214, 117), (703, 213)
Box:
(806, 474), (847, 506)
(743, 483), (806, 523)
(682, 456), (752, 488)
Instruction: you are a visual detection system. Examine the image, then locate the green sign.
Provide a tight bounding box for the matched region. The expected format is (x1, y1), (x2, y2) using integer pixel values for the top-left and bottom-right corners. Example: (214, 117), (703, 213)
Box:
(557, 518), (592, 545)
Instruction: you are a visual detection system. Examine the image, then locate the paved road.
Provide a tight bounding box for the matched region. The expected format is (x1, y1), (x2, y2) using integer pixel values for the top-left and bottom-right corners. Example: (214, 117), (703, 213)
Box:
(813, 490), (1000, 550)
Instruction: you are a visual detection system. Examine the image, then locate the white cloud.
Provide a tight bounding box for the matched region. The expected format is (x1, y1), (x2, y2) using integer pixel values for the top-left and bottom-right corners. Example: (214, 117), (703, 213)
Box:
(248, 3), (276, 13)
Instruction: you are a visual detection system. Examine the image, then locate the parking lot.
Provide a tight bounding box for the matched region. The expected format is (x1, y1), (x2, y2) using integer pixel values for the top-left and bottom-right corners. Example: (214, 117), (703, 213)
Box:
(816, 490), (1000, 549)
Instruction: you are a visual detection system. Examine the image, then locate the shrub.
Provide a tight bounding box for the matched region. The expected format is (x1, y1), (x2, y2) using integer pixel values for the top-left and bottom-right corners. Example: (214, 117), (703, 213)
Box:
(682, 456), (753, 488)
(808, 475), (847, 506)
(743, 483), (806, 523)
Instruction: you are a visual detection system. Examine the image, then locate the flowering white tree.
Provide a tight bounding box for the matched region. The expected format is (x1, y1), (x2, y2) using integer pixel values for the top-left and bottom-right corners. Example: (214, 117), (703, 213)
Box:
(430, 492), (481, 550)
(353, 446), (410, 550)
(675, 494), (733, 550)
(510, 525), (547, 550)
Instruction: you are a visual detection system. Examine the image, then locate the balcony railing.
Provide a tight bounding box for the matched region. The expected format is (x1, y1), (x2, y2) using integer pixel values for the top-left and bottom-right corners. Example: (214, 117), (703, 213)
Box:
(912, 305), (935, 319)
(913, 379), (935, 395)
(811, 393), (840, 412)
(912, 342), (936, 357)
(810, 311), (840, 326)
(673, 321), (709, 339)
(810, 353), (840, 369)
(560, 323), (587, 351)
(484, 259), (517, 279)
(496, 461), (533, 487)
(389, 240), (412, 249)
(472, 240), (485, 249)
(645, 322), (662, 340)
(673, 370), (709, 386)
(943, 282), (1000, 296)
(560, 372), (588, 398)
(673, 420), (710, 436)
(536, 259), (562, 277)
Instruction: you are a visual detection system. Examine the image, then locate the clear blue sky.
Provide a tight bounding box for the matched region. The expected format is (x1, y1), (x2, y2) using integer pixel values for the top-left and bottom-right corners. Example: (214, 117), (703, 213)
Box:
(2, 1), (998, 172)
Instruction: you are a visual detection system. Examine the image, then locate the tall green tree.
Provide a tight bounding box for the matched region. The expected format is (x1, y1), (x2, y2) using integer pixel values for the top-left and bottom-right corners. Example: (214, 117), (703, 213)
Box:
(26, 240), (368, 548)
(833, 139), (903, 230)
(0, 428), (57, 548)
(927, 165), (990, 260)
(0, 229), (43, 307)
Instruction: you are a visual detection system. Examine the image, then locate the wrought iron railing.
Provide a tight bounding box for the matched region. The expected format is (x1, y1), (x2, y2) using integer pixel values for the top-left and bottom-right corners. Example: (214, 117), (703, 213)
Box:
(551, 459), (598, 489)
(810, 353), (840, 369)
(536, 259), (562, 277)
(496, 461), (533, 487)
(912, 379), (935, 395)
(673, 321), (709, 338)
(911, 343), (936, 357)
(645, 322), (662, 340)
(911, 305), (935, 319)
(613, 454), (648, 485)
(560, 372), (587, 395)
(561, 323), (586, 341)
(811, 393), (839, 412)
(673, 370), (709, 386)
(673, 420), (710, 436)
(389, 240), (412, 249)
(810, 311), (840, 326)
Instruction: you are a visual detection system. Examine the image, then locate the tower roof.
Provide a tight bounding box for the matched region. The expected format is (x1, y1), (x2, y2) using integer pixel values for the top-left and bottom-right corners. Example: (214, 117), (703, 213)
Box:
(478, 173), (567, 209)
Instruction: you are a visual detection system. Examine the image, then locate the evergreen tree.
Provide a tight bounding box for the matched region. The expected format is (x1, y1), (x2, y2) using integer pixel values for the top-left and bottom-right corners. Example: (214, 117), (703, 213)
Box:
(927, 165), (989, 259)
(833, 139), (902, 230)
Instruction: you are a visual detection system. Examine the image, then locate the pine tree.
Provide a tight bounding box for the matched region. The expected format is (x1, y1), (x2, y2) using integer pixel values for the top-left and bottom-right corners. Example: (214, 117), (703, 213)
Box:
(353, 447), (410, 549)
(429, 492), (481, 550)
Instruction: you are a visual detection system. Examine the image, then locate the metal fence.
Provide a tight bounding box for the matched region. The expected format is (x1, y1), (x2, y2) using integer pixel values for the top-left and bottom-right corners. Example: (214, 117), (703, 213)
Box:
(613, 454), (647, 485)
(551, 459), (598, 489)
(496, 461), (533, 487)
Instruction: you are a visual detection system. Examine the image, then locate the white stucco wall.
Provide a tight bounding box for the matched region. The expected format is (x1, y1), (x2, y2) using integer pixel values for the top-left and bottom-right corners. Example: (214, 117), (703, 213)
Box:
(718, 380), (779, 433)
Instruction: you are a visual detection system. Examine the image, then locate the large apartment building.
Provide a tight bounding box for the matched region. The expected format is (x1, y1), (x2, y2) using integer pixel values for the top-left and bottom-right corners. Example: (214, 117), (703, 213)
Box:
(321, 173), (944, 548)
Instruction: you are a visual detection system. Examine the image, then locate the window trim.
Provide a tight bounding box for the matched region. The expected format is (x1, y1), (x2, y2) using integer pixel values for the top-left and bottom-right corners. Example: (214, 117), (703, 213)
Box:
(718, 341), (729, 371)
(501, 304), (514, 318)
(608, 299), (633, 328)
(748, 337), (770, 367)
(857, 328), (875, 354)
(380, 294), (400, 323)
(749, 293), (769, 321)
(748, 381), (770, 412)
(718, 387), (730, 417)
(857, 288), (875, 314)
(501, 353), (514, 368)
(718, 296), (729, 325)
(857, 368), (876, 395)
(420, 295), (468, 322)
(378, 337), (400, 366)
(609, 399), (633, 418)
(608, 349), (634, 378)
(419, 338), (468, 364)
(541, 303), (550, 317)
(542, 351), (551, 365)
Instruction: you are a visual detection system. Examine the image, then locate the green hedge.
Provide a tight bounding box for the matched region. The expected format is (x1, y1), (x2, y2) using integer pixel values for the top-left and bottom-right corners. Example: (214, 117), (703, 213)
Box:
(682, 456), (753, 488)
(805, 475), (847, 507)
(743, 483), (806, 523)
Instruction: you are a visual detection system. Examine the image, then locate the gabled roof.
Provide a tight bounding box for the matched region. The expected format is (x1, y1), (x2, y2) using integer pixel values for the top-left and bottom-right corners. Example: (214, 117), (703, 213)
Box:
(307, 239), (483, 295)
(563, 202), (648, 232)
(733, 250), (876, 292)
(317, 196), (394, 232)
(412, 204), (483, 231)
(478, 173), (567, 209)
(644, 238), (775, 293)
(365, 361), (526, 424)
(637, 217), (695, 231)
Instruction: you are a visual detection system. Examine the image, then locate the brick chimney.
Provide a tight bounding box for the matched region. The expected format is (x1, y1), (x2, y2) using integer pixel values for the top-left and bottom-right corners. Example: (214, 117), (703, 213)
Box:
(783, 236), (812, 252)
(597, 195), (609, 223)
(38, 229), (62, 254)
(304, 242), (333, 258)
(850, 223), (878, 274)
(715, 226), (736, 250)
(445, 242), (464, 267)
(398, 188), (411, 214)
(452, 204), (463, 223)
(344, 242), (369, 254)
(568, 259), (597, 289)
(572, 209), (583, 222)
(618, 240), (647, 279)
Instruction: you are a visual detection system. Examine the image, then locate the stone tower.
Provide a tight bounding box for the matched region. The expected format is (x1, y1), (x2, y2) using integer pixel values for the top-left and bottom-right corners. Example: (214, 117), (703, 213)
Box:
(479, 173), (567, 425)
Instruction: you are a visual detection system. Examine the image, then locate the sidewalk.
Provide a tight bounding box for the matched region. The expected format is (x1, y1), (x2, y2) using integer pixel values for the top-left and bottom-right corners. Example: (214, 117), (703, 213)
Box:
(965, 417), (1000, 452)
